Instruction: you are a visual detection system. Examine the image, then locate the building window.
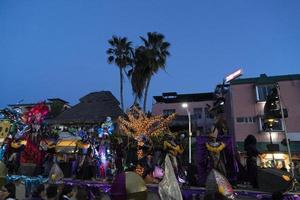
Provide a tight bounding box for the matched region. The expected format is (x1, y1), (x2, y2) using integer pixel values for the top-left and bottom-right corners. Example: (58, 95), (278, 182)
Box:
(163, 109), (176, 116)
(193, 108), (203, 119)
(256, 85), (274, 101)
(236, 117), (257, 123)
(236, 117), (244, 123)
(258, 117), (284, 132)
(248, 117), (253, 123)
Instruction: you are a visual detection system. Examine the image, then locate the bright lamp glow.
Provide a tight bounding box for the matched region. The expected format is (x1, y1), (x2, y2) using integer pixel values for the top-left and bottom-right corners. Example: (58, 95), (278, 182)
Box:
(182, 103), (188, 108)
(225, 68), (243, 83)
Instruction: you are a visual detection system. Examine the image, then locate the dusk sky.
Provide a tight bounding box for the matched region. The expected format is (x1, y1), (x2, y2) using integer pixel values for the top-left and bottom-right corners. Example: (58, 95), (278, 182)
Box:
(1, 1), (300, 110)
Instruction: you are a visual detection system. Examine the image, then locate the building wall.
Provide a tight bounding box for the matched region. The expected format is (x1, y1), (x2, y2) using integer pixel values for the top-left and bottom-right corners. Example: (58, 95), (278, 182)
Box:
(152, 100), (215, 134)
(230, 83), (262, 142)
(230, 79), (300, 144)
(279, 80), (300, 132)
(152, 101), (213, 116)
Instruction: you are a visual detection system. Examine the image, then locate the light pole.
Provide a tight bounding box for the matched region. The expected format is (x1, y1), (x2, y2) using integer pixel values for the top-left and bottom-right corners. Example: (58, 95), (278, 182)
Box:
(182, 103), (192, 164)
(276, 84), (294, 177)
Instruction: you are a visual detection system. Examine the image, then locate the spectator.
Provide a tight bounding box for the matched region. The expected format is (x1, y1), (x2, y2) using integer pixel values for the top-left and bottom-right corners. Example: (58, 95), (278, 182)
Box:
(204, 192), (228, 200)
(3, 182), (16, 200)
(244, 134), (260, 189)
(272, 191), (284, 200)
(46, 185), (58, 200)
(59, 185), (74, 200)
(75, 188), (88, 200)
(31, 184), (45, 200)
(0, 187), (9, 200)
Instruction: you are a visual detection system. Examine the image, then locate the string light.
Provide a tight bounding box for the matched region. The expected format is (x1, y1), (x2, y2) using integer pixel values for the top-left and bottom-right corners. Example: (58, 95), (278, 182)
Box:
(118, 106), (175, 139)
(119, 106), (176, 174)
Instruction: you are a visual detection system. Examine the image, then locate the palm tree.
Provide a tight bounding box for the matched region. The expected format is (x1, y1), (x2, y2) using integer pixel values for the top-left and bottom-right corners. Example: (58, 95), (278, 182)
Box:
(107, 36), (133, 111)
(130, 46), (152, 105)
(140, 32), (170, 112)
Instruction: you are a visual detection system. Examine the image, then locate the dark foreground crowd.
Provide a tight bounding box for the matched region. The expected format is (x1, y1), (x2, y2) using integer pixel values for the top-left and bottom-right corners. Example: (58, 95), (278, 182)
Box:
(0, 181), (290, 200)
(0, 182), (111, 200)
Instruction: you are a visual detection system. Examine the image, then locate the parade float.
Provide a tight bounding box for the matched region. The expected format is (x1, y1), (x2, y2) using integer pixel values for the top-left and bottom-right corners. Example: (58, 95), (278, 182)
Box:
(0, 98), (298, 199)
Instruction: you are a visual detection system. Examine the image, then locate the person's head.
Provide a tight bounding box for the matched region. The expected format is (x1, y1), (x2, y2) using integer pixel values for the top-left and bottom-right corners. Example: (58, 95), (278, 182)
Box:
(46, 185), (58, 200)
(3, 182), (16, 199)
(76, 187), (88, 200)
(244, 134), (257, 149)
(204, 192), (228, 200)
(60, 185), (74, 198)
(0, 186), (9, 200)
(32, 184), (45, 198)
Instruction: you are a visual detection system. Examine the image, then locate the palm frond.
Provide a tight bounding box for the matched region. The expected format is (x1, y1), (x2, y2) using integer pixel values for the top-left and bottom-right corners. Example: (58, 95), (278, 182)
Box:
(108, 56), (114, 63)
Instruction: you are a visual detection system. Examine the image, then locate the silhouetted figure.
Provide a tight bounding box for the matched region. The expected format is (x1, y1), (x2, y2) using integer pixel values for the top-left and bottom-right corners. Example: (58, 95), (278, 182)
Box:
(272, 191), (284, 200)
(46, 185), (58, 200)
(3, 182), (16, 200)
(204, 192), (228, 200)
(31, 184), (45, 200)
(76, 187), (88, 200)
(59, 185), (74, 200)
(244, 134), (260, 189)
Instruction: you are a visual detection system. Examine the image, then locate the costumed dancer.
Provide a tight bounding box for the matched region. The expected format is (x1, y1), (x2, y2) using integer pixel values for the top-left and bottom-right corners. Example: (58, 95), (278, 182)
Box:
(136, 135), (154, 179)
(97, 138), (109, 179)
(8, 138), (27, 174)
(76, 134), (95, 180)
(96, 117), (114, 179)
(114, 138), (124, 174)
(205, 127), (227, 177)
(163, 133), (185, 182)
(158, 154), (183, 200)
(39, 137), (57, 176)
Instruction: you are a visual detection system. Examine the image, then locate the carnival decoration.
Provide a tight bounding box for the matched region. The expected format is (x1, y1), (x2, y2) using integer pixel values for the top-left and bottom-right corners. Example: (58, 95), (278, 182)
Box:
(0, 120), (10, 139)
(94, 118), (114, 178)
(39, 139), (56, 152)
(111, 171), (148, 200)
(49, 163), (64, 183)
(158, 154), (183, 200)
(20, 139), (44, 164)
(0, 108), (22, 122)
(205, 142), (225, 153)
(6, 175), (48, 197)
(14, 125), (30, 140)
(98, 116), (114, 138)
(153, 166), (164, 179)
(205, 169), (235, 199)
(0, 144), (7, 161)
(22, 102), (49, 125)
(0, 108), (27, 139)
(118, 106), (175, 139)
(77, 130), (88, 141)
(118, 106), (175, 176)
(10, 139), (27, 149)
(163, 134), (184, 157)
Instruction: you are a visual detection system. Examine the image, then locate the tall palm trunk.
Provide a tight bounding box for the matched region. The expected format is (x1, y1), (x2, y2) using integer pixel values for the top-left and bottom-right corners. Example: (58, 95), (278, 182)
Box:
(120, 68), (124, 111)
(133, 95), (138, 105)
(143, 77), (151, 112)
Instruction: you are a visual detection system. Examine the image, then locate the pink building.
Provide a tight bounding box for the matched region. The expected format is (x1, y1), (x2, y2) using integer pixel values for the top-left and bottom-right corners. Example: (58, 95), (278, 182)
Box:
(228, 74), (300, 168)
(152, 92), (215, 135)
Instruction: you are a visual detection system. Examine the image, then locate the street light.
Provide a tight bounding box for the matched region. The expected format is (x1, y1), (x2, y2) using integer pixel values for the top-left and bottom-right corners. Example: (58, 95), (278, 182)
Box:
(182, 103), (192, 164)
